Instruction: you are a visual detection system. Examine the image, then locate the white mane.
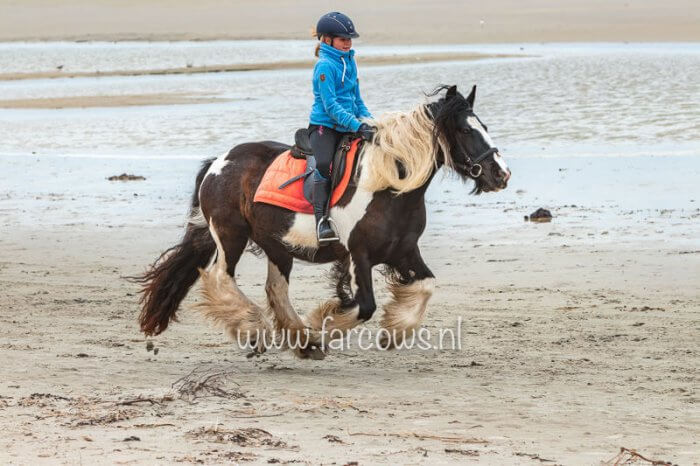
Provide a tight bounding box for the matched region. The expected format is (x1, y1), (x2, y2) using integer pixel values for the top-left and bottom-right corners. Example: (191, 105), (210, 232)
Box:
(360, 104), (453, 194)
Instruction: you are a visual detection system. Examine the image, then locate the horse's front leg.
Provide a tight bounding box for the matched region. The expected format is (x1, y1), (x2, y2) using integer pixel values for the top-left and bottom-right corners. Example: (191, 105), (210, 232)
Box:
(380, 247), (435, 348)
(351, 252), (377, 321)
(304, 251), (375, 338)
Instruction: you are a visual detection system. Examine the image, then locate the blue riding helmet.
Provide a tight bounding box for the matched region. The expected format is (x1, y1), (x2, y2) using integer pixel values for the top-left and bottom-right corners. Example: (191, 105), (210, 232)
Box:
(316, 12), (360, 39)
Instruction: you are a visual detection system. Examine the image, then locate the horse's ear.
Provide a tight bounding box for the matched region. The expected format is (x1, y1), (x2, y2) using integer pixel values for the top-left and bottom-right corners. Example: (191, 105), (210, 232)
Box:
(446, 85), (457, 99)
(466, 85), (476, 108)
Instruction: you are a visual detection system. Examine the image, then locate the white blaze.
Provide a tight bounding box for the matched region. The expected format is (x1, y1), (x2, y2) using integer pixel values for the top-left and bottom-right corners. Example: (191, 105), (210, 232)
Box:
(466, 116), (493, 147)
(493, 152), (509, 173)
(466, 116), (508, 173)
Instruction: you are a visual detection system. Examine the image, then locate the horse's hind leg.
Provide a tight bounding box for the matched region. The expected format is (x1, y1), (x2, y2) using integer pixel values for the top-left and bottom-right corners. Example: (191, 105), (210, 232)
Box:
(263, 249), (325, 359)
(380, 247), (435, 348)
(196, 221), (272, 349)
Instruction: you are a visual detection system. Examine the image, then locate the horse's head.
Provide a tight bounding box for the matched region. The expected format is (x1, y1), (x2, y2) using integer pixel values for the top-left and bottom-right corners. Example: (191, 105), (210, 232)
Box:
(430, 85), (511, 193)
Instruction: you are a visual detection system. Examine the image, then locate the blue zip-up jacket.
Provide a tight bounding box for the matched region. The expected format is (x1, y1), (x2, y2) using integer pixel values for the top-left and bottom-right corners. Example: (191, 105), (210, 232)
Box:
(309, 43), (372, 133)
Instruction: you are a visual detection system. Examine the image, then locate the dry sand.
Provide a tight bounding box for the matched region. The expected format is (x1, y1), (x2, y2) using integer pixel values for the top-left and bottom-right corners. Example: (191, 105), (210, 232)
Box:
(1, 0), (699, 44)
(1, 199), (698, 464)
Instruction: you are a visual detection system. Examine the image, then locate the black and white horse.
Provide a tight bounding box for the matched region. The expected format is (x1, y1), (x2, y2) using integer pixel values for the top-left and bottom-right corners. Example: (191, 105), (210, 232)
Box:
(136, 85), (511, 359)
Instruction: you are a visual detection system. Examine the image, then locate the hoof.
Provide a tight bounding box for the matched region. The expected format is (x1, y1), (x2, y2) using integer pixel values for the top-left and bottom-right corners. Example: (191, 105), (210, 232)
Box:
(294, 344), (326, 360)
(378, 336), (397, 350)
(379, 330), (415, 350)
(244, 340), (267, 358)
(377, 327), (417, 350)
(246, 350), (264, 359)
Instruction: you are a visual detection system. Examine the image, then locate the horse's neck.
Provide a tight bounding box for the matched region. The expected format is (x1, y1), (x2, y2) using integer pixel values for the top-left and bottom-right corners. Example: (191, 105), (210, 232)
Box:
(352, 145), (439, 198)
(386, 162), (438, 200)
(411, 165), (438, 197)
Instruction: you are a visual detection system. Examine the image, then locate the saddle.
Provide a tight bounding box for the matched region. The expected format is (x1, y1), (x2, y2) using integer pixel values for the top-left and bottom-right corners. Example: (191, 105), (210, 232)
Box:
(290, 128), (313, 159)
(252, 129), (362, 214)
(282, 128), (356, 203)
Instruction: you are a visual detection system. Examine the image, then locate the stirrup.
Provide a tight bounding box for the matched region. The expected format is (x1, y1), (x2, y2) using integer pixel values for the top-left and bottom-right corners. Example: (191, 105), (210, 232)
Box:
(317, 217), (339, 243)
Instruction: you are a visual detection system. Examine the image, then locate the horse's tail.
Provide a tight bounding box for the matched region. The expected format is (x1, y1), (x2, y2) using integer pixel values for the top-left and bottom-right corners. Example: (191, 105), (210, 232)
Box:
(136, 158), (217, 336)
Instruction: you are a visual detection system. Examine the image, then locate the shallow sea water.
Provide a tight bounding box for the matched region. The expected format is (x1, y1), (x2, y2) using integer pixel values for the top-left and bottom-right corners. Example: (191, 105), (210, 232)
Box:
(0, 42), (698, 158)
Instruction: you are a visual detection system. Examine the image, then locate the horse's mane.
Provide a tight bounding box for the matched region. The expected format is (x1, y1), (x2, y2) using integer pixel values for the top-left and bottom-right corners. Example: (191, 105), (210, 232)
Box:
(360, 103), (453, 194)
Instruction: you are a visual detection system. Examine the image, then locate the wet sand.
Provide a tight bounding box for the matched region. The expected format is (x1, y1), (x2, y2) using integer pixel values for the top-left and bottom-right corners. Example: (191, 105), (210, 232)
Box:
(1, 0), (699, 44)
(0, 50), (518, 109)
(0, 154), (698, 464)
(0, 51), (513, 83)
(0, 93), (232, 109)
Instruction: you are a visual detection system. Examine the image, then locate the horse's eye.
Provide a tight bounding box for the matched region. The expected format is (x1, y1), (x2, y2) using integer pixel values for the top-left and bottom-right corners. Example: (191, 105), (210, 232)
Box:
(461, 127), (471, 134)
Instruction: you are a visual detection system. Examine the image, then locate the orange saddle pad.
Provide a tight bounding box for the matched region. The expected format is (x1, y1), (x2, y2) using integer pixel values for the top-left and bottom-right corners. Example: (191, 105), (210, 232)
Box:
(253, 139), (360, 214)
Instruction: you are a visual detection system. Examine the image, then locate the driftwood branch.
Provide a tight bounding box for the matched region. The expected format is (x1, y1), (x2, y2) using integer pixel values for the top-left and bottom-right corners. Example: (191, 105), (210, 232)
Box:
(348, 430), (488, 444)
(604, 447), (674, 466)
(115, 395), (174, 406)
(172, 367), (244, 401)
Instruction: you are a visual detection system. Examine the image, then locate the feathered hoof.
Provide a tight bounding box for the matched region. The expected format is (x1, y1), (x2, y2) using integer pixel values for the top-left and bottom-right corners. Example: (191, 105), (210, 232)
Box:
(293, 343), (326, 360)
(378, 329), (416, 350)
(378, 335), (399, 350)
(378, 335), (396, 350)
(245, 340), (268, 358)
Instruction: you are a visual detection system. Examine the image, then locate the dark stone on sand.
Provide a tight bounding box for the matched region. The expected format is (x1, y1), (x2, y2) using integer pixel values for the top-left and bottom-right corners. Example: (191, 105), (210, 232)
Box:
(145, 341), (154, 352)
(525, 208), (553, 223)
(107, 173), (146, 181)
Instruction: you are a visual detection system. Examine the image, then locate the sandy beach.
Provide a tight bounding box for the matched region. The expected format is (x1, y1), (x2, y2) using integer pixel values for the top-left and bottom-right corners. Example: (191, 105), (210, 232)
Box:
(1, 153), (698, 464)
(1, 1), (699, 464)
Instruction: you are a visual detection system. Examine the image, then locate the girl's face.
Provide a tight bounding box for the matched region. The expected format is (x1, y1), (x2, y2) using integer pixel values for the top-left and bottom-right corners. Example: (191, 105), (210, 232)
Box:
(325, 36), (352, 52)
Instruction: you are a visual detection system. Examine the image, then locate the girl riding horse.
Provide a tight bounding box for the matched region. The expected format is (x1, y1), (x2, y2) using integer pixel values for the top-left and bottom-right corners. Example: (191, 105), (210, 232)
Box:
(136, 82), (511, 359)
(310, 12), (377, 243)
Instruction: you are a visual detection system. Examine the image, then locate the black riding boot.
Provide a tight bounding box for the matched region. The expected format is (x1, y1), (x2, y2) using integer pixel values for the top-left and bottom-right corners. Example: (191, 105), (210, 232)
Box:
(312, 170), (338, 243)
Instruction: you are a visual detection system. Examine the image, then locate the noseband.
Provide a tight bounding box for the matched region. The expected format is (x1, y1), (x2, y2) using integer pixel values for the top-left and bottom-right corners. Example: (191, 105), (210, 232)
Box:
(455, 136), (498, 178)
(451, 112), (499, 178)
(466, 147), (499, 178)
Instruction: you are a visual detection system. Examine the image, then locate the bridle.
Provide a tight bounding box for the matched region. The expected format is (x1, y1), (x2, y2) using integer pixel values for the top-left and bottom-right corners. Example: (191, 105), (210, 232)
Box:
(465, 147), (498, 178)
(454, 111), (498, 178)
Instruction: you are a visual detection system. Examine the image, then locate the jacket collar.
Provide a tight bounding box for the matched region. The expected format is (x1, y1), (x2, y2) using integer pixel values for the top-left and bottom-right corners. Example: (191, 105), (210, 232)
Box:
(319, 42), (355, 60)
